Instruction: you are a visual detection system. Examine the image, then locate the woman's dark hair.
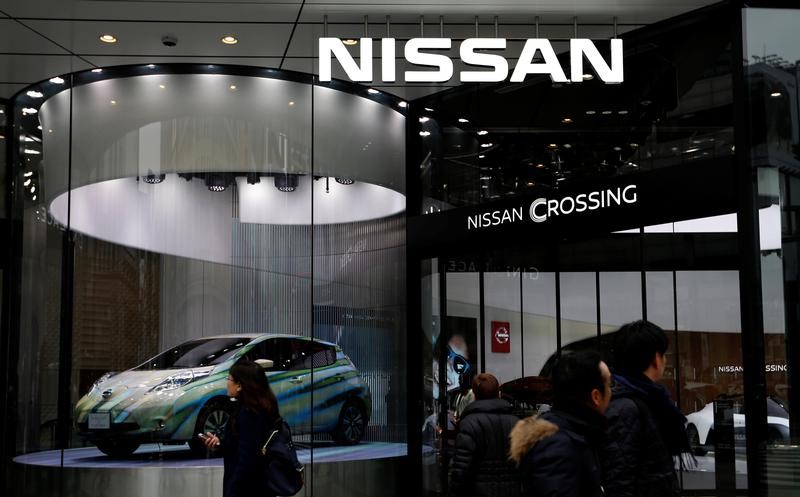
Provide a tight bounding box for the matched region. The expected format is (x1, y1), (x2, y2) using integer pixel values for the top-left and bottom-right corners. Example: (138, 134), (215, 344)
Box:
(551, 350), (604, 408)
(471, 373), (500, 400)
(230, 358), (280, 419)
(613, 320), (668, 375)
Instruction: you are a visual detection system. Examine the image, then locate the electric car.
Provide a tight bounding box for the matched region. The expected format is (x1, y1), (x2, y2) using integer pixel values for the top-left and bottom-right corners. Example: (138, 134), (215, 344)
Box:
(685, 397), (789, 450)
(75, 334), (371, 457)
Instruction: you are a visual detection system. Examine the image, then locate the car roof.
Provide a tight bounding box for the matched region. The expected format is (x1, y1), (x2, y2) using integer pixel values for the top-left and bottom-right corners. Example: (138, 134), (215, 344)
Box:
(188, 333), (338, 348)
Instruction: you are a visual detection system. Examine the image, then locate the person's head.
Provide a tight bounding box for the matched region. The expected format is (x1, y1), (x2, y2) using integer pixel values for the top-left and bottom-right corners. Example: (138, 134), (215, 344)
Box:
(551, 350), (612, 414)
(228, 358), (280, 418)
(432, 332), (471, 398)
(614, 320), (668, 381)
(472, 373), (501, 400)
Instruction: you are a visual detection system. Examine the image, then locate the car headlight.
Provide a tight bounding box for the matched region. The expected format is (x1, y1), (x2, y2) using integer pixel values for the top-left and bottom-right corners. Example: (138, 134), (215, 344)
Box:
(149, 370), (209, 393)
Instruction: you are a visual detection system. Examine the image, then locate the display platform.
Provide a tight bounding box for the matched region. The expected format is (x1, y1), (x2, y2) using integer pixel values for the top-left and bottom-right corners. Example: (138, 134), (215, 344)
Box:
(13, 442), (407, 497)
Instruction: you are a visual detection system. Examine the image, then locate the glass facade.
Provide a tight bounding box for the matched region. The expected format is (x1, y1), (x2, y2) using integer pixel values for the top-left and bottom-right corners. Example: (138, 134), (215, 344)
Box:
(2, 3), (800, 497)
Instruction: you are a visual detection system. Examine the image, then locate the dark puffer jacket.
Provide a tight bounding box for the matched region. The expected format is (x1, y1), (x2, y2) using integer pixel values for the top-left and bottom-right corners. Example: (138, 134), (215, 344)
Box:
(601, 380), (681, 497)
(509, 408), (605, 497)
(448, 398), (521, 497)
(222, 406), (276, 497)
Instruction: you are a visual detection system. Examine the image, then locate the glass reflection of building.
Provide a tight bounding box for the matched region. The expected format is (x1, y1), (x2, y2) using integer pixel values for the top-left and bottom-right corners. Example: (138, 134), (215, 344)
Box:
(2, 3), (800, 497)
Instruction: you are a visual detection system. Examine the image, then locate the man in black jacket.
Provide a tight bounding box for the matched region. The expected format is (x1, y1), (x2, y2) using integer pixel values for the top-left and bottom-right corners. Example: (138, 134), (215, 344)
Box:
(601, 320), (689, 497)
(509, 350), (611, 497)
(449, 373), (521, 497)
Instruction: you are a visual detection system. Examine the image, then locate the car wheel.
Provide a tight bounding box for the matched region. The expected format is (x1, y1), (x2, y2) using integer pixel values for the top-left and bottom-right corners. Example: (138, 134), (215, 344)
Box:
(686, 424), (707, 456)
(95, 440), (140, 458)
(189, 399), (231, 456)
(334, 400), (366, 445)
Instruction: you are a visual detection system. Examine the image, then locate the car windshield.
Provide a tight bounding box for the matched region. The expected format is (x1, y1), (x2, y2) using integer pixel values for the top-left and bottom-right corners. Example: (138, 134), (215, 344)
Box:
(135, 337), (252, 370)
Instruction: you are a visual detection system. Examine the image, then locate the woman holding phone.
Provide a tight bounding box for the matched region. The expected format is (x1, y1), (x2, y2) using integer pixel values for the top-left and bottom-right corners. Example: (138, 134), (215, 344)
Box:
(201, 358), (280, 497)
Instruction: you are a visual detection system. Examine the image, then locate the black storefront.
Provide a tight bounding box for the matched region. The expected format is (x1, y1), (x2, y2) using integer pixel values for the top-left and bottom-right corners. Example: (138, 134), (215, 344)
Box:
(1, 2), (800, 497)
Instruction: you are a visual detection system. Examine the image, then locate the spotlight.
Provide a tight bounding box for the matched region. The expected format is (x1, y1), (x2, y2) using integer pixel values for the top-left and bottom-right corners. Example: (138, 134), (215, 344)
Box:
(142, 173), (166, 184)
(342, 38), (359, 46)
(221, 35), (238, 45)
(91, 68), (103, 73)
(205, 173), (230, 192)
(335, 177), (355, 185)
(246, 173), (261, 185)
(26, 90), (43, 98)
(99, 34), (117, 43)
(274, 174), (299, 192)
(50, 77), (65, 84)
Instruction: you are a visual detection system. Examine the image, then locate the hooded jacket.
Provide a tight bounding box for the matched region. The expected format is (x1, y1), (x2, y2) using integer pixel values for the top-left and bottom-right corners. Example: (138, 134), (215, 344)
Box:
(449, 398), (521, 497)
(600, 375), (683, 497)
(509, 408), (605, 497)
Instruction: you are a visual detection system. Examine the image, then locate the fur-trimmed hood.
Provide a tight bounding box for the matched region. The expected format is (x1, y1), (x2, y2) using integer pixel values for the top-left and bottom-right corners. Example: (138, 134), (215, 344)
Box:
(508, 415), (559, 465)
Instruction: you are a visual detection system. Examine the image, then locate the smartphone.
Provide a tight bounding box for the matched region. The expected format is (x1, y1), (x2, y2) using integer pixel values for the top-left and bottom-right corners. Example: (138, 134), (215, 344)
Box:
(197, 433), (208, 440)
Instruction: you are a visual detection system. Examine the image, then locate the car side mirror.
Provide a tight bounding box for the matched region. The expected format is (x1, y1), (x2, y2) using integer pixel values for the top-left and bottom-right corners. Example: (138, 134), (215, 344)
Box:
(255, 359), (274, 369)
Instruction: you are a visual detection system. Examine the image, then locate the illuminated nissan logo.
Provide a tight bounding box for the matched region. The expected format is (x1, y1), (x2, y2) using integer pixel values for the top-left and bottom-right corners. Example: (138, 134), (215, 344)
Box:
(494, 327), (510, 344)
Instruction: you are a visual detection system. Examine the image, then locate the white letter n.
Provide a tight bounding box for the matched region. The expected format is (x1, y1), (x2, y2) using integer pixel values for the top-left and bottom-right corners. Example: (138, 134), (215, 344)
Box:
(319, 38), (373, 82)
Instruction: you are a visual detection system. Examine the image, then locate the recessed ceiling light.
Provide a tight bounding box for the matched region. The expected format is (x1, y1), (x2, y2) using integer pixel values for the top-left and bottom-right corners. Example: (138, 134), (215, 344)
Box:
(24, 148), (40, 155)
(26, 90), (43, 98)
(24, 171), (33, 177)
(601, 110), (613, 115)
(527, 182), (536, 186)
(770, 92), (782, 98)
(22, 108), (38, 115)
(480, 143), (492, 148)
(110, 100), (117, 105)
(147, 64), (156, 68)
(561, 117), (573, 124)
(99, 34), (117, 43)
(563, 143), (572, 149)
(630, 143), (639, 148)
(613, 146), (622, 151)
(159, 84), (166, 89)
(536, 163), (545, 168)
(91, 68), (102, 73)
(221, 36), (238, 45)
(419, 131), (431, 137)
(548, 143), (558, 149)
(24, 179), (31, 186)
(229, 84), (237, 90)
(585, 110), (596, 115)
(419, 116), (430, 123)
(49, 77), (65, 84)
(342, 38), (359, 46)
(477, 130), (488, 135)
(478, 154), (485, 159)
(398, 101), (408, 108)
(288, 101), (295, 106)
(367, 88), (380, 94)
(458, 118), (469, 123)
(424, 107), (434, 112)
(582, 73), (593, 80)
(32, 195), (37, 201)
(618, 110), (629, 115)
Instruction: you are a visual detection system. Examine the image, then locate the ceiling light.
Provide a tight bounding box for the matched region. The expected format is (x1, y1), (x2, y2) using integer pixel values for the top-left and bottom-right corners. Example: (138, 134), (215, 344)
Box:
(110, 100), (117, 105)
(601, 110), (613, 115)
(21, 136), (35, 142)
(398, 101), (408, 108)
(30, 186), (36, 193)
(367, 88), (380, 94)
(142, 173), (166, 184)
(613, 146), (622, 151)
(561, 117), (573, 124)
(91, 68), (102, 73)
(640, 99), (652, 106)
(630, 143), (639, 148)
(37, 125), (42, 130)
(335, 177), (355, 185)
(147, 64), (156, 68)
(582, 74), (593, 80)
(479, 175), (491, 180)
(770, 92), (782, 98)
(24, 149), (41, 155)
(99, 34), (117, 43)
(288, 101), (295, 106)
(480, 143), (492, 148)
(684, 147), (700, 154)
(159, 84), (166, 89)
(342, 38), (359, 46)
(536, 163), (545, 168)
(221, 36), (238, 45)
(26, 90), (43, 98)
(32, 195), (37, 201)
(585, 110), (596, 115)
(229, 85), (237, 90)
(477, 130), (488, 135)
(24, 179), (31, 186)
(458, 118), (469, 123)
(206, 173), (231, 192)
(22, 108), (38, 115)
(527, 182), (536, 186)
(424, 107), (434, 112)
(618, 110), (629, 115)
(24, 171), (33, 177)
(49, 77), (65, 84)
(563, 143), (572, 149)
(548, 143), (558, 149)
(481, 185), (489, 189)
(419, 116), (430, 123)
(419, 131), (431, 137)
(478, 154), (485, 159)
(274, 174), (299, 192)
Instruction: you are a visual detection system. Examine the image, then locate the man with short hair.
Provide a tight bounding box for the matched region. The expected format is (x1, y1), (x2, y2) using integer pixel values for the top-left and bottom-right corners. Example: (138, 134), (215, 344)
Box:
(510, 350), (611, 497)
(601, 320), (689, 497)
(449, 373), (520, 497)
